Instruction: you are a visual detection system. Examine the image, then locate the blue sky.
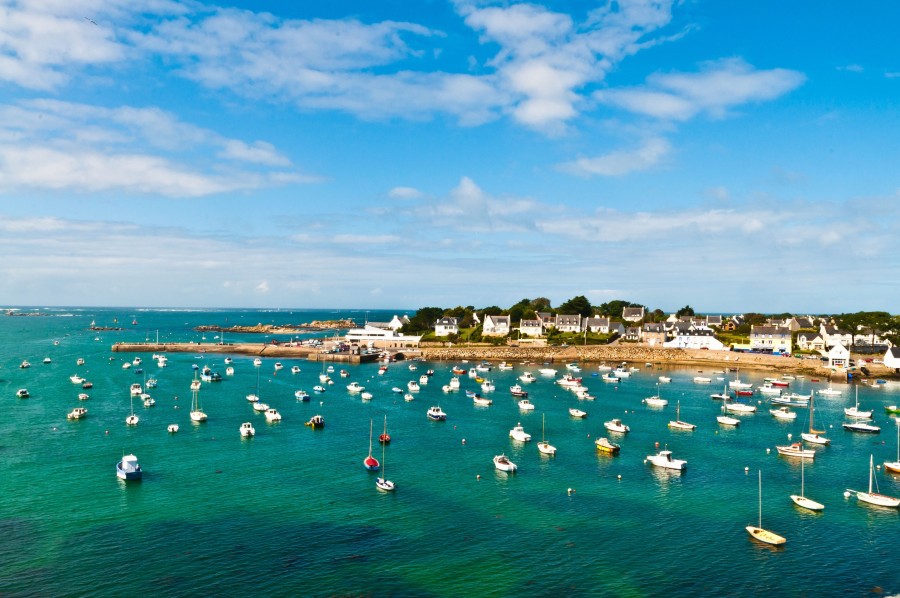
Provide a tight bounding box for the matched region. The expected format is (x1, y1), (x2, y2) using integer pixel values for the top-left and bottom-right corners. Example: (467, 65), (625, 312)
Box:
(1, 0), (899, 313)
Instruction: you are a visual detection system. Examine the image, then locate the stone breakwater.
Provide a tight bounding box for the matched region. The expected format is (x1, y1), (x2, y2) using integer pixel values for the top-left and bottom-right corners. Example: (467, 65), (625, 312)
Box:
(194, 319), (356, 334)
(418, 345), (895, 380)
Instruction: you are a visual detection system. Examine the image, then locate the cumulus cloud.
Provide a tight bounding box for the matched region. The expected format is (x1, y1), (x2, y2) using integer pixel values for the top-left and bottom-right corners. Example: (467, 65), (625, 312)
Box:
(558, 137), (670, 177)
(597, 58), (805, 121)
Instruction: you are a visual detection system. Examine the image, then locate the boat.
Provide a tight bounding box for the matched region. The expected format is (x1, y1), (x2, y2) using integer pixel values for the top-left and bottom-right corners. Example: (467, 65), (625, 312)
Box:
(481, 380), (495, 392)
(716, 407), (740, 427)
(142, 394), (155, 407)
(313, 385), (326, 393)
(790, 453), (824, 511)
(801, 394), (830, 445)
(252, 401), (269, 412)
(295, 390), (310, 401)
(404, 393), (415, 402)
(420, 375), (429, 385)
(145, 377), (157, 389)
(253, 358), (262, 367)
(557, 374), (582, 388)
(498, 362), (513, 371)
(646, 449), (686, 471)
(817, 384), (842, 396)
(81, 381), (93, 389)
(346, 381), (365, 393)
(518, 399), (535, 411)
(519, 371), (536, 383)
(129, 382), (142, 396)
(67, 407), (87, 419)
(239, 422), (255, 437)
(126, 392), (139, 426)
(729, 372), (752, 390)
(565, 362), (580, 371)
(225, 366), (235, 376)
(844, 387), (873, 419)
(493, 454), (517, 472)
(376, 418), (395, 492)
(509, 384), (528, 398)
(568, 407), (587, 418)
(16, 389), (29, 398)
(167, 424), (179, 433)
(360, 392), (373, 401)
(427, 406), (447, 421)
(539, 368), (557, 377)
(291, 366), (301, 374)
(710, 385), (729, 400)
(668, 401), (696, 430)
(265, 408), (282, 422)
(885, 405), (900, 414)
(407, 381), (420, 392)
(601, 372), (620, 383)
(643, 384), (668, 407)
(724, 399), (757, 413)
(758, 383), (782, 396)
(274, 362), (283, 371)
(746, 470), (786, 545)
(42, 357), (51, 364)
(448, 377), (460, 390)
(595, 437), (620, 454)
(116, 454), (142, 481)
(451, 366), (466, 375)
(769, 406), (797, 421)
(70, 374), (85, 384)
(693, 376), (712, 384)
(604, 418), (630, 433)
(363, 419), (380, 471)
(76, 358), (85, 366)
(223, 357), (233, 364)
(842, 421), (880, 434)
(613, 367), (631, 378)
(884, 419), (900, 474)
(775, 442), (815, 460)
(509, 422), (531, 442)
(378, 365), (388, 375)
(379, 416), (391, 444)
(305, 414), (325, 428)
(473, 395), (492, 406)
(132, 357), (141, 366)
(189, 381), (207, 422)
(537, 414), (556, 456)
(658, 376), (672, 383)
(19, 360), (30, 369)
(846, 455), (900, 508)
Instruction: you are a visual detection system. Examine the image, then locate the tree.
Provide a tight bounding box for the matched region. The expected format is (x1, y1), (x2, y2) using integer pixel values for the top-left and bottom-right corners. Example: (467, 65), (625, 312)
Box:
(557, 295), (592, 318)
(596, 299), (642, 318)
(530, 297), (552, 311)
(650, 308), (666, 322)
(400, 307), (444, 334)
(676, 305), (695, 317)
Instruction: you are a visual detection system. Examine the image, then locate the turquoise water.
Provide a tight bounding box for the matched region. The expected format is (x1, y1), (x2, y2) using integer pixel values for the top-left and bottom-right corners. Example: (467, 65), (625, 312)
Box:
(1, 308), (898, 597)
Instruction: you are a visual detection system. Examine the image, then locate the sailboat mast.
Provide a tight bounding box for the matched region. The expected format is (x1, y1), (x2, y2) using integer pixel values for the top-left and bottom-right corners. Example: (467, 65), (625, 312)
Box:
(758, 470), (763, 528)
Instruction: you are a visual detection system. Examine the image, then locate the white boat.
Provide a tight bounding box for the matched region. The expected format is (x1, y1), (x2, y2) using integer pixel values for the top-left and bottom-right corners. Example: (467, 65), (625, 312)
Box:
(273, 362), (283, 371)
(847, 455), (900, 508)
(473, 395), (492, 406)
(493, 454), (517, 472)
(539, 368), (557, 377)
(519, 372), (536, 383)
(759, 383), (782, 396)
(408, 363), (418, 371)
(427, 406), (447, 421)
(132, 357), (141, 366)
(801, 394), (830, 445)
(658, 376), (672, 383)
(225, 366), (235, 376)
(294, 389), (310, 401)
(668, 401), (696, 430)
(313, 385), (326, 393)
(129, 382), (142, 396)
(253, 358), (262, 367)
(646, 449), (686, 471)
(724, 400), (757, 413)
(291, 365), (301, 374)
(67, 407), (88, 419)
(223, 357), (232, 364)
(568, 407), (587, 418)
(597, 364), (612, 371)
(509, 384), (528, 397)
(145, 377), (157, 389)
(346, 381), (365, 393)
(710, 385), (729, 400)
(265, 408), (282, 422)
(537, 414), (556, 455)
(604, 418), (630, 433)
(643, 385), (668, 407)
(518, 399), (535, 411)
(252, 401), (269, 412)
(770, 407), (796, 420)
(884, 419), (900, 474)
(116, 454), (142, 481)
(19, 360), (30, 369)
(167, 424), (179, 433)
(376, 417), (396, 492)
(729, 372), (752, 390)
(42, 357), (51, 364)
(404, 393), (415, 402)
(693, 376), (712, 384)
(481, 380), (495, 392)
(361, 392), (373, 401)
(239, 421), (255, 437)
(126, 392), (139, 426)
(419, 375), (429, 385)
(717, 411), (740, 426)
(842, 421), (880, 434)
(142, 394), (155, 407)
(189, 382), (207, 422)
(498, 362), (513, 371)
(305, 414), (325, 428)
(509, 422), (531, 442)
(601, 373), (620, 383)
(16, 388), (29, 398)
(775, 442), (815, 460)
(817, 384), (842, 396)
(790, 454), (824, 511)
(407, 381), (420, 392)
(70, 374), (85, 384)
(746, 471), (786, 545)
(557, 374), (582, 388)
(449, 377), (460, 390)
(844, 388), (873, 419)
(613, 367), (631, 378)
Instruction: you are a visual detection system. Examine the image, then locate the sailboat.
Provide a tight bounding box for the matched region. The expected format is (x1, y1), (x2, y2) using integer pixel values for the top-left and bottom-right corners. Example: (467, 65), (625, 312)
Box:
(189, 380), (207, 422)
(844, 386), (873, 419)
(885, 419), (900, 474)
(537, 414), (557, 455)
(847, 455), (900, 508)
(668, 400), (696, 430)
(643, 383), (668, 407)
(746, 470), (786, 545)
(363, 419), (380, 471)
(246, 365), (260, 403)
(125, 391), (139, 426)
(801, 393), (830, 445)
(376, 417), (395, 491)
(790, 453), (824, 511)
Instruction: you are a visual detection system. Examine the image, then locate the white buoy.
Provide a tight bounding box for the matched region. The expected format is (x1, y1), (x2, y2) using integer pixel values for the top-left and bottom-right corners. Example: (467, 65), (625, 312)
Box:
(617, 474), (622, 480)
(844, 491), (851, 498)
(787, 433), (792, 440)
(477, 474), (481, 480)
(462, 439), (466, 444)
(766, 448), (771, 454)
(744, 466), (749, 473)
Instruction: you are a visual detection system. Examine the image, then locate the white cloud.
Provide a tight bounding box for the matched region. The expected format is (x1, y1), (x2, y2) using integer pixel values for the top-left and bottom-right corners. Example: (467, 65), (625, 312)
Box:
(558, 137), (670, 176)
(598, 58), (806, 121)
(388, 186), (424, 199)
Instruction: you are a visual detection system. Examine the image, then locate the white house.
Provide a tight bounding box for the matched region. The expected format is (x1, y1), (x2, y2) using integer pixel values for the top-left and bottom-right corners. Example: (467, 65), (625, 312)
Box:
(482, 314), (511, 337)
(884, 346), (900, 371)
(519, 319), (543, 337)
(663, 329), (726, 350)
(750, 325), (792, 354)
(623, 307), (645, 322)
(345, 325), (421, 349)
(820, 325), (853, 349)
(796, 333), (826, 352)
(827, 342), (850, 369)
(388, 315), (409, 331)
(434, 317), (459, 337)
(555, 314), (582, 333)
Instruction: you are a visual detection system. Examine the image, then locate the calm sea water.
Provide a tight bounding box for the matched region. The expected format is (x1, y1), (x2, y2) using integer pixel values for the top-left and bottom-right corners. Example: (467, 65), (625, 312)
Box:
(1, 308), (898, 597)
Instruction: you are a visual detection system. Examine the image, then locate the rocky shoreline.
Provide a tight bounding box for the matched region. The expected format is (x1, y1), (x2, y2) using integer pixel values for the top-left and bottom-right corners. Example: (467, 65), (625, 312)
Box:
(194, 319), (356, 334)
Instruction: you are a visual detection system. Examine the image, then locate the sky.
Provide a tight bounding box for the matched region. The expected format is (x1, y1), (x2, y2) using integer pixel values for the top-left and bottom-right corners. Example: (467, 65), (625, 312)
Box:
(1, 0), (899, 314)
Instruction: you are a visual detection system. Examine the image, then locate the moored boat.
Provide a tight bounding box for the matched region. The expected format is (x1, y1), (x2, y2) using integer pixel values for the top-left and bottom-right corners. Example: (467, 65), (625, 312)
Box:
(239, 422), (255, 437)
(604, 418), (630, 433)
(116, 454), (142, 480)
(847, 455), (900, 508)
(493, 454), (517, 472)
(427, 406), (447, 421)
(568, 407), (587, 418)
(595, 437), (620, 454)
(16, 388), (29, 398)
(509, 422), (531, 442)
(305, 414), (325, 428)
(646, 449), (686, 471)
(775, 442), (815, 460)
(67, 407), (87, 419)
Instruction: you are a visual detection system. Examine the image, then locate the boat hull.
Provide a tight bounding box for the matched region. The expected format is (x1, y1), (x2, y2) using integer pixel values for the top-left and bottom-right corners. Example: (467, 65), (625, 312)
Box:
(790, 495), (824, 511)
(746, 526), (786, 545)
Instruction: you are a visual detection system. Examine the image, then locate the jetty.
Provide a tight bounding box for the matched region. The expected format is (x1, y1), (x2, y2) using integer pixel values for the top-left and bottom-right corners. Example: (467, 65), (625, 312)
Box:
(111, 342), (380, 364)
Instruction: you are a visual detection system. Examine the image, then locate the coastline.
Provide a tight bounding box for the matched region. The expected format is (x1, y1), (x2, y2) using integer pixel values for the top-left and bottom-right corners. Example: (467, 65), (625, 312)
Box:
(111, 341), (896, 381)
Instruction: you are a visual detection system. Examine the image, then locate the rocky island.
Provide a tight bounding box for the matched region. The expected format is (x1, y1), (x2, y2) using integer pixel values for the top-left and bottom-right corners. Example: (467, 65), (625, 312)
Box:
(194, 319), (356, 334)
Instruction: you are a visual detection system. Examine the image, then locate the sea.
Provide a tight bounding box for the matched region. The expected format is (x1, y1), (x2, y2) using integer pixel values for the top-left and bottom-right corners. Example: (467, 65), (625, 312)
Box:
(1, 307), (898, 597)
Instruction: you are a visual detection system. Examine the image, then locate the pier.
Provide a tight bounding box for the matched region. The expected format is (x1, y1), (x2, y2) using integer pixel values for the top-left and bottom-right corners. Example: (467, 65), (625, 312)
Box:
(111, 342), (381, 364)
